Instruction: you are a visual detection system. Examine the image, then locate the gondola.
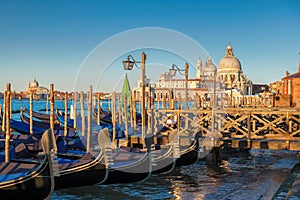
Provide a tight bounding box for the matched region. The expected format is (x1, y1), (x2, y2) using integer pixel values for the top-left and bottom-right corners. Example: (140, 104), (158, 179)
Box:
(0, 129), (55, 200)
(56, 111), (74, 128)
(57, 111), (127, 140)
(23, 107), (57, 122)
(150, 131), (180, 174)
(0, 113), (45, 135)
(175, 131), (201, 167)
(20, 110), (63, 130)
(9, 118), (46, 135)
(2, 128), (109, 190)
(53, 130), (109, 189)
(99, 128), (152, 184)
(0, 113), (75, 137)
(92, 108), (112, 125)
(92, 108), (145, 126)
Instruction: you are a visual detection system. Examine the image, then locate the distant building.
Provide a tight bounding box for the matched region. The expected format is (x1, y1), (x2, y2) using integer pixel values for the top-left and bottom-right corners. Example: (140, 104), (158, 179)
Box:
(153, 56), (217, 101)
(132, 43), (254, 107)
(270, 61), (300, 107)
(252, 84), (270, 95)
(27, 78), (49, 99)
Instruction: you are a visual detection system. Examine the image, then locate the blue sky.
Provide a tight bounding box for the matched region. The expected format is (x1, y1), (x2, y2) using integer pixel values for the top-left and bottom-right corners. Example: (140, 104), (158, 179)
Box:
(0, 0), (299, 92)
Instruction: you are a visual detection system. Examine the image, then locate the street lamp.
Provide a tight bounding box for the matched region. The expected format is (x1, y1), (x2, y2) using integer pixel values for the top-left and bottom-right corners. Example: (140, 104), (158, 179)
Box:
(123, 52), (146, 139)
(169, 63), (189, 109)
(228, 74), (234, 107)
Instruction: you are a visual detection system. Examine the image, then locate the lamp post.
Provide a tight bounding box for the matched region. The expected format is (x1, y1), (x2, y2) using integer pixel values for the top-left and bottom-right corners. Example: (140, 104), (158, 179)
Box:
(170, 63), (189, 109)
(123, 52), (146, 139)
(228, 74), (234, 107)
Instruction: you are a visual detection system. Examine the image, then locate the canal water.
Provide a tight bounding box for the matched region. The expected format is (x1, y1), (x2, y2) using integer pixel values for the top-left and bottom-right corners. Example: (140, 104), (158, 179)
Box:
(50, 149), (298, 200)
(2, 99), (299, 199)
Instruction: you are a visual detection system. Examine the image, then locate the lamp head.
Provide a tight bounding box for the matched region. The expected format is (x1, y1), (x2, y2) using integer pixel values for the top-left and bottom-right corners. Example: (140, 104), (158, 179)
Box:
(169, 65), (177, 76)
(123, 56), (134, 70)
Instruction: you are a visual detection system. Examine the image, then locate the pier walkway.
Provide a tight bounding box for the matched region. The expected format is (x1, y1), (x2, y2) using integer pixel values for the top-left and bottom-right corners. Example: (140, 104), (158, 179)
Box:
(144, 107), (300, 151)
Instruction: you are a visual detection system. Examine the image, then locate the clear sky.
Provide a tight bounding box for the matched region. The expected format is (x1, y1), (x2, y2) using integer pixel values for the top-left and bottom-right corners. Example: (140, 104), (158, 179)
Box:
(0, 0), (299, 92)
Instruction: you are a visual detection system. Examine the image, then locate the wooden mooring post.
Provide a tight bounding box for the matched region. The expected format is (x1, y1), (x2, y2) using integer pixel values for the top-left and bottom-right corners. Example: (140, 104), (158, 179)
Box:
(80, 91), (85, 136)
(50, 84), (54, 131)
(29, 92), (33, 134)
(112, 92), (117, 149)
(97, 93), (101, 126)
(73, 92), (77, 130)
(64, 92), (68, 138)
(5, 83), (11, 162)
(86, 86), (92, 153)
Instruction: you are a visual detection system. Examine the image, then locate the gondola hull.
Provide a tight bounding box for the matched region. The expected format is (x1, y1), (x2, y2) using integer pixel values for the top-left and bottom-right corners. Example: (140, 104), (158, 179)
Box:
(0, 158), (53, 200)
(0, 129), (55, 200)
(102, 152), (151, 184)
(152, 147), (176, 174)
(54, 152), (107, 189)
(175, 133), (200, 167)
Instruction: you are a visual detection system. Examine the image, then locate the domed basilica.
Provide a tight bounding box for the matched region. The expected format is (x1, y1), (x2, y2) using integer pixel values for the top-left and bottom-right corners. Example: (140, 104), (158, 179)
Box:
(217, 43), (252, 95)
(27, 78), (49, 99)
(152, 42), (253, 101)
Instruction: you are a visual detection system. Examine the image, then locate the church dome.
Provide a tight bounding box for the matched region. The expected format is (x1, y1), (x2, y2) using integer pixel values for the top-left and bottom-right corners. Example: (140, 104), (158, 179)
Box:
(30, 78), (39, 88)
(218, 43), (241, 71)
(203, 56), (217, 73)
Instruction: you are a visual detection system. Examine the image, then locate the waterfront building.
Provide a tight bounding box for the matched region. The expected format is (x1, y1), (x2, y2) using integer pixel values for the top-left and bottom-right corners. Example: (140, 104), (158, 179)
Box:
(271, 65), (300, 107)
(133, 75), (152, 101)
(131, 43), (253, 107)
(152, 43), (253, 102)
(153, 56), (217, 101)
(26, 78), (49, 99)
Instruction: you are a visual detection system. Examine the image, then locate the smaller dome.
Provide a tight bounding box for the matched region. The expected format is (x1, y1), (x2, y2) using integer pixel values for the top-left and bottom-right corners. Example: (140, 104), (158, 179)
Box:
(30, 79), (39, 88)
(203, 56), (217, 73)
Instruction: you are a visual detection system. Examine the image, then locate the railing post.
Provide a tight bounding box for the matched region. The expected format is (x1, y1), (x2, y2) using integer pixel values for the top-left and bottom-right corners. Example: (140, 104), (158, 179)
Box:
(247, 111), (251, 148)
(286, 112), (290, 150)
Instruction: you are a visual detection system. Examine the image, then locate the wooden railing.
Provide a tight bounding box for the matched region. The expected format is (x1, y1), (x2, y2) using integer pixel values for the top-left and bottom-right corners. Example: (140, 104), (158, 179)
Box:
(147, 107), (300, 150)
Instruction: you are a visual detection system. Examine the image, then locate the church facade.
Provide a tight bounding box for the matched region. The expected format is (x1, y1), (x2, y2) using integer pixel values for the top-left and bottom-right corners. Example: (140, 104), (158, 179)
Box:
(26, 78), (49, 99)
(152, 43), (252, 102)
(217, 43), (253, 95)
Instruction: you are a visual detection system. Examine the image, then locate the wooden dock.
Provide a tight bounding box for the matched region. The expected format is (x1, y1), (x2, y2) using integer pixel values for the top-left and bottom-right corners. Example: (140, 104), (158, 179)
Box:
(144, 107), (300, 151)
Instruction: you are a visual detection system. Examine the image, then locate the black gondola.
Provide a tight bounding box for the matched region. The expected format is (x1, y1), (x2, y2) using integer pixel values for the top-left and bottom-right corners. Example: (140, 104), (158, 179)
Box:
(175, 131), (201, 167)
(23, 107), (57, 122)
(20, 110), (63, 130)
(99, 128), (151, 184)
(53, 130), (109, 189)
(0, 129), (55, 200)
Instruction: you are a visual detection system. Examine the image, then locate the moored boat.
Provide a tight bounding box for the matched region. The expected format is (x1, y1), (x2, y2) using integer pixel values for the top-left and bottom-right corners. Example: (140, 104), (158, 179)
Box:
(99, 128), (152, 184)
(53, 130), (109, 189)
(0, 129), (55, 200)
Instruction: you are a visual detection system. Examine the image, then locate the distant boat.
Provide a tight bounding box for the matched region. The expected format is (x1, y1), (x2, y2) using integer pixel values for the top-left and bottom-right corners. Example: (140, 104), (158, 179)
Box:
(0, 129), (55, 200)
(92, 108), (112, 125)
(20, 110), (63, 130)
(23, 107), (58, 123)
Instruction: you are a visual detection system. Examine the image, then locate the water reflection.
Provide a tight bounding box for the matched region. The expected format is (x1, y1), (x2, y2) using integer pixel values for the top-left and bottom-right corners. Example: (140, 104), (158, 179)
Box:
(51, 149), (297, 200)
